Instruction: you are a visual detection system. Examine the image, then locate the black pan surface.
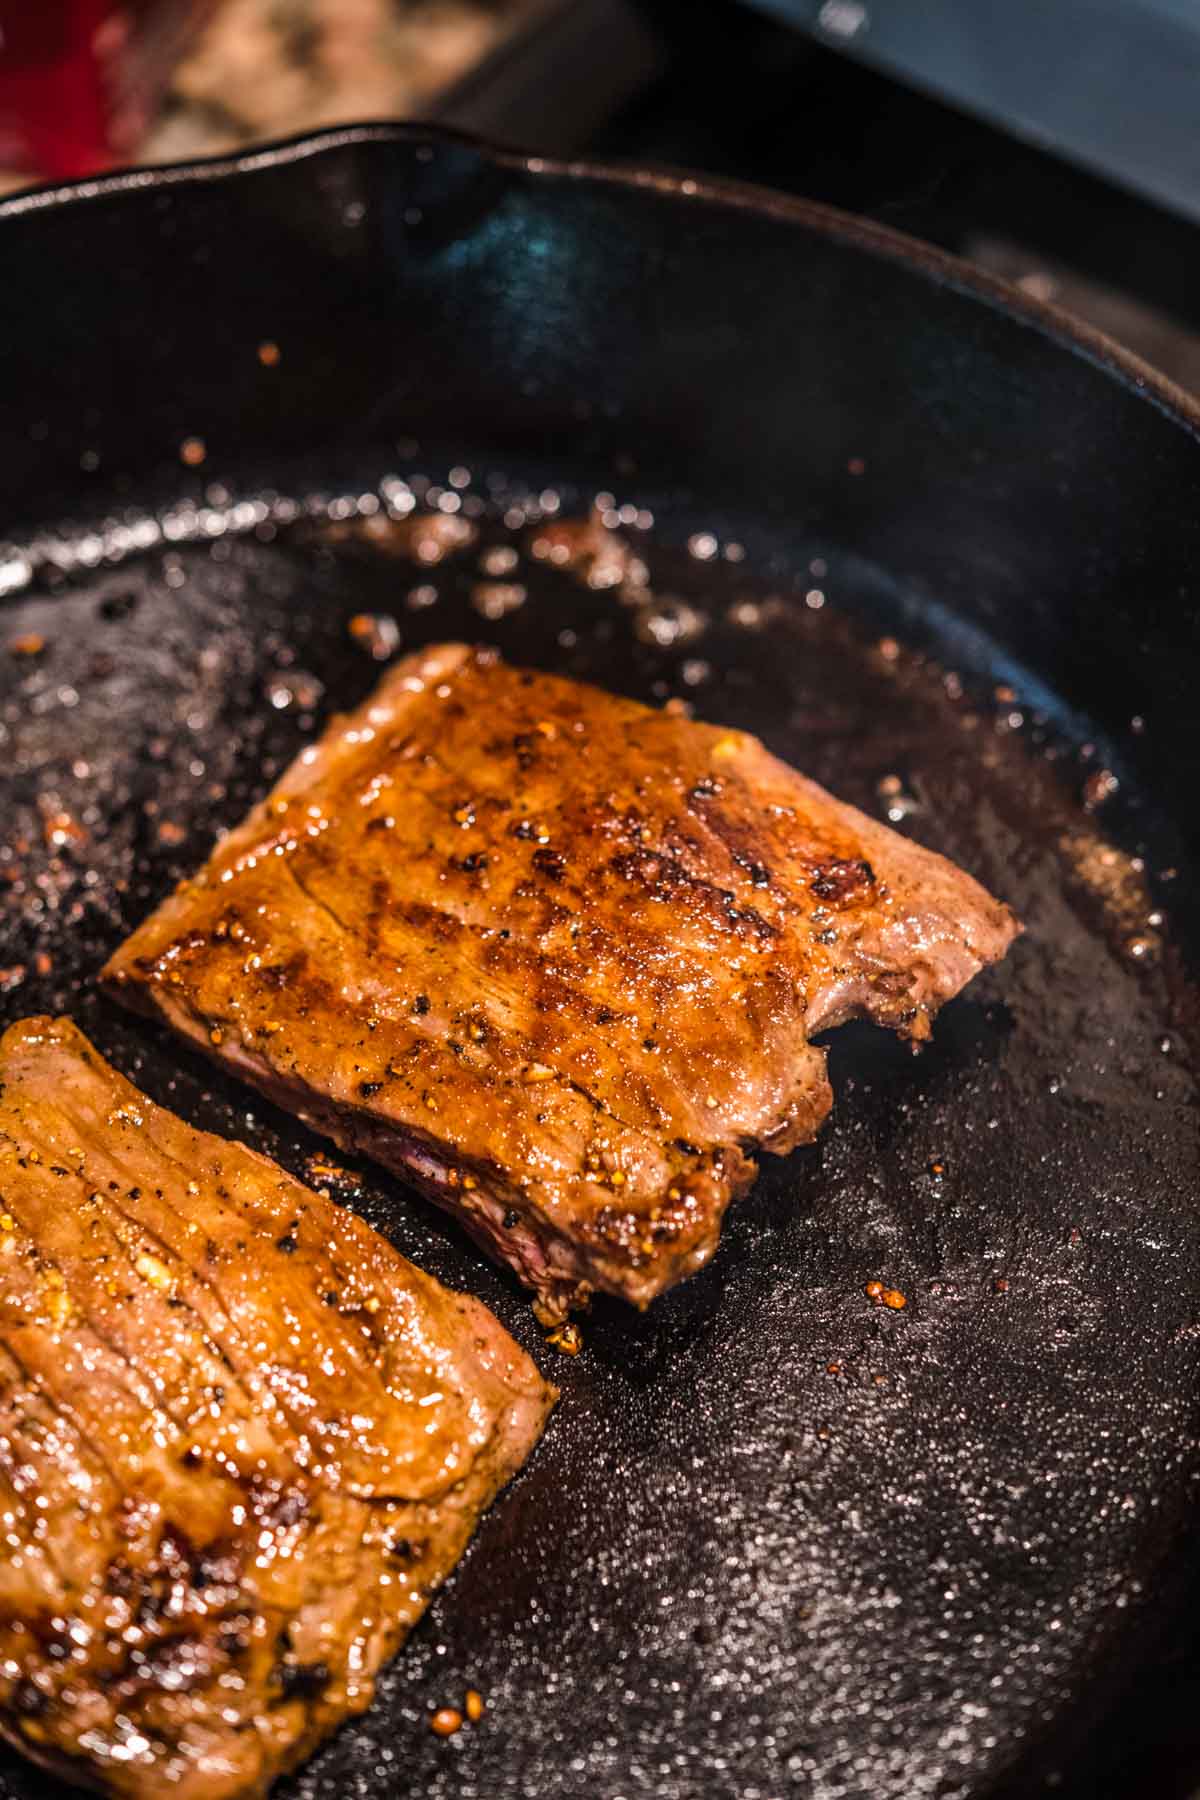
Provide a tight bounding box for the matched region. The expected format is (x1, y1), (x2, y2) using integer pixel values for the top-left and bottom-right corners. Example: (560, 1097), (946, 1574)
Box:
(0, 127), (1198, 1800)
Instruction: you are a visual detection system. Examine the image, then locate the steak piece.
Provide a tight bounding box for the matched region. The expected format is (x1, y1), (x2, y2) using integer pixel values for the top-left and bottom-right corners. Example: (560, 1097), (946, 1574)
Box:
(104, 643), (1020, 1323)
(0, 1016), (554, 1800)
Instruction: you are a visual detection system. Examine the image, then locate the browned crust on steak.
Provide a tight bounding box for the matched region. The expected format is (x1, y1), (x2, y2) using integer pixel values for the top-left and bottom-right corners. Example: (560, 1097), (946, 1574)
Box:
(0, 1016), (554, 1799)
(103, 643), (1020, 1320)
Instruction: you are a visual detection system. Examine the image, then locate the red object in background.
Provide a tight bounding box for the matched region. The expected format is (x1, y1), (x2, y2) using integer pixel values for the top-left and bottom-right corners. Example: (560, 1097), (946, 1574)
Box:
(0, 1), (216, 182)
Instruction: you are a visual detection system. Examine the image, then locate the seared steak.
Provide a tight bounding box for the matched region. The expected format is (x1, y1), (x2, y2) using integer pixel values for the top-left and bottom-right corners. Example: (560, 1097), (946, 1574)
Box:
(0, 1016), (553, 1799)
(104, 643), (1019, 1322)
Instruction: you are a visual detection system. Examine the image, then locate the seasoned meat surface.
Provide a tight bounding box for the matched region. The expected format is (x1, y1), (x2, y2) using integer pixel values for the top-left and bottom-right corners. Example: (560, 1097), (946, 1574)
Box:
(0, 1016), (553, 1799)
(104, 643), (1020, 1321)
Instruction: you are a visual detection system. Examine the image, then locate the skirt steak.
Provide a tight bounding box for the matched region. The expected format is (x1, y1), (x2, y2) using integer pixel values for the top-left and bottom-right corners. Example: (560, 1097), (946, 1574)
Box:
(104, 644), (1020, 1322)
(0, 1016), (554, 1798)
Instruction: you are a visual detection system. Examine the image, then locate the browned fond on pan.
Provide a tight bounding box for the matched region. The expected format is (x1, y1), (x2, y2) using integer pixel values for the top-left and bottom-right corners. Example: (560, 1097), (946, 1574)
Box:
(104, 643), (1020, 1322)
(0, 1016), (554, 1799)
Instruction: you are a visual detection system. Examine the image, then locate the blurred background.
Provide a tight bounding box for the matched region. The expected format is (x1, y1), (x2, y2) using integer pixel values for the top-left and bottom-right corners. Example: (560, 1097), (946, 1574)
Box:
(3, 0), (1200, 392)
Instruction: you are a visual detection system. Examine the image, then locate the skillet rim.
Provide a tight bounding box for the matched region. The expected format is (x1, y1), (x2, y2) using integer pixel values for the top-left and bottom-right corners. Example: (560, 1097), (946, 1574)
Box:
(1, 118), (1199, 448)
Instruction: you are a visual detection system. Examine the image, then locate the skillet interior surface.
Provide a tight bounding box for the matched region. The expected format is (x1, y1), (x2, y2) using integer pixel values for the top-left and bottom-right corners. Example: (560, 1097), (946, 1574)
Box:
(0, 129), (1198, 1800)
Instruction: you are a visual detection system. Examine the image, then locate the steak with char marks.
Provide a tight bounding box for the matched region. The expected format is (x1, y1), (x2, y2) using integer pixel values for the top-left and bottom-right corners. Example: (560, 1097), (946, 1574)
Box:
(104, 644), (1020, 1322)
(0, 1016), (553, 1798)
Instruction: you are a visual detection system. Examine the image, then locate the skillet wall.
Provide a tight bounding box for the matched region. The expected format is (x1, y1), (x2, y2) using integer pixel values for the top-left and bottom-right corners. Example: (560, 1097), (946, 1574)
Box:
(1, 125), (1198, 839)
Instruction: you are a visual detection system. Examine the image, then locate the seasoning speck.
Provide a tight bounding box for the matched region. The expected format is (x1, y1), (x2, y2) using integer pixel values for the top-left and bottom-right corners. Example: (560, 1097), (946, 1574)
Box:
(866, 1279), (907, 1310)
(348, 613), (400, 661)
(465, 1688), (485, 1723)
(480, 545), (519, 576)
(7, 632), (45, 657)
(43, 811), (86, 850)
(430, 1707), (463, 1738)
(471, 581), (527, 620)
(1083, 768), (1119, 810)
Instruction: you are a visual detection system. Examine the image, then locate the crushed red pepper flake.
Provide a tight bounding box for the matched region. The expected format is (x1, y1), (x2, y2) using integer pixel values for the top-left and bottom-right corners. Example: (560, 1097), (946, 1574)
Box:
(465, 1689), (485, 1723)
(304, 1152), (358, 1192)
(866, 1279), (906, 1309)
(42, 812), (87, 849)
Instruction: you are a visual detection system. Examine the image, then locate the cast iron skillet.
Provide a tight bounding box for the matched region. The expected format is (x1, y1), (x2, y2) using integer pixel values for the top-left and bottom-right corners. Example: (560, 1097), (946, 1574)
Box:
(0, 125), (1198, 1800)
